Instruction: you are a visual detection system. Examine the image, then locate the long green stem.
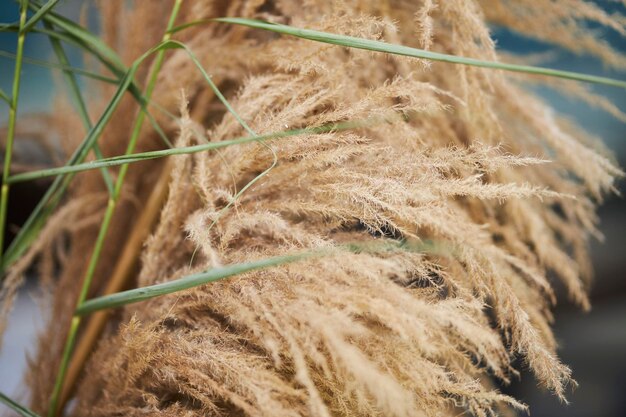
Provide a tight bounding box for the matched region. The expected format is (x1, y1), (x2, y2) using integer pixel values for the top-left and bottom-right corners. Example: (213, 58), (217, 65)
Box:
(0, 0), (28, 262)
(77, 252), (316, 315)
(0, 89), (11, 106)
(0, 390), (40, 417)
(198, 18), (626, 89)
(46, 2), (184, 415)
(0, 50), (118, 82)
(7, 120), (368, 183)
(76, 239), (439, 315)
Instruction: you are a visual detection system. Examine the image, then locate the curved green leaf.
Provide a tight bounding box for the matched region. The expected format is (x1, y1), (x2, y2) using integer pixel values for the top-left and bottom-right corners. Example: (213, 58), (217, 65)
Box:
(0, 88), (10, 106)
(75, 239), (442, 315)
(0, 50), (117, 82)
(7, 120), (364, 183)
(76, 252), (312, 315)
(198, 17), (626, 89)
(0, 390), (40, 417)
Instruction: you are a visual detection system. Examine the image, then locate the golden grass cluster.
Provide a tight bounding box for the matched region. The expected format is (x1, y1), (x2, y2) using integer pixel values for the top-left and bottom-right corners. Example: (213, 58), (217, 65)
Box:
(2, 0), (625, 416)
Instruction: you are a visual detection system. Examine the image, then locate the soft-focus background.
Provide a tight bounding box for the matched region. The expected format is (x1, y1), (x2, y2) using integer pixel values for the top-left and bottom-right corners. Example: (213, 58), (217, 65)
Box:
(0, 2), (624, 416)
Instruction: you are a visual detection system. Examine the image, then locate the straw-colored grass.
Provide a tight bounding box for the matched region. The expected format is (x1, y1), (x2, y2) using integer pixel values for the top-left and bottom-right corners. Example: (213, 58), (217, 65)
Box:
(1, 1), (624, 416)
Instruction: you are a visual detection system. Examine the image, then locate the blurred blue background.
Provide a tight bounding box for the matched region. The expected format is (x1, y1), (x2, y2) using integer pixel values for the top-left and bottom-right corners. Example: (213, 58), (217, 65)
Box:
(0, 2), (624, 416)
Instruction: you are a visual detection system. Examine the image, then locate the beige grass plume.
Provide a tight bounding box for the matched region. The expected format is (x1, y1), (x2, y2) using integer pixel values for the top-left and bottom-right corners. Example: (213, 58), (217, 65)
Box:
(2, 0), (624, 416)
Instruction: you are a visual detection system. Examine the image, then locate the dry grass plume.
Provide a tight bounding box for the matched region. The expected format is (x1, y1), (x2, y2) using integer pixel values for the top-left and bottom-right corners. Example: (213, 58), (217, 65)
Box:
(1, 0), (624, 416)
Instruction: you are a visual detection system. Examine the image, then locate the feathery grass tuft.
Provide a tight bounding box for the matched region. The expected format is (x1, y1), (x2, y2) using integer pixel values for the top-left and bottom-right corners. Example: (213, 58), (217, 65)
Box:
(0, 1), (624, 417)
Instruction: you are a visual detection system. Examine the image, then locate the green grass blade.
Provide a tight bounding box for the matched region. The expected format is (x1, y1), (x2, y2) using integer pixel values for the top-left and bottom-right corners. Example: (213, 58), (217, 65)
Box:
(0, 21), (125, 77)
(28, 2), (125, 72)
(0, 23), (19, 32)
(20, 4), (142, 101)
(0, 50), (117, 82)
(0, 0), (28, 264)
(0, 391), (40, 417)
(7, 121), (365, 183)
(155, 40), (278, 235)
(1, 8), (154, 272)
(0, 23), (61, 36)
(75, 239), (442, 316)
(199, 18), (626, 89)
(76, 252), (314, 315)
(42, 19), (115, 195)
(2, 14), (174, 142)
(18, 6), (170, 148)
(169, 41), (256, 136)
(30, 14), (175, 146)
(30, 6), (174, 147)
(22, 0), (59, 33)
(0, 88), (10, 105)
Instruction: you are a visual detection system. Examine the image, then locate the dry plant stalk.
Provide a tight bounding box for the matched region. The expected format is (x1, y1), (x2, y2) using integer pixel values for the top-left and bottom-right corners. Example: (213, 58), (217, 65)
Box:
(2, 0), (624, 416)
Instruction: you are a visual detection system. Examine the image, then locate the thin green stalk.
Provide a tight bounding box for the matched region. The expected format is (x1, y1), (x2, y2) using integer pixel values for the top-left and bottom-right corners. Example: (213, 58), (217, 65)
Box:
(0, 0), (28, 262)
(28, 2), (125, 71)
(7, 5), (171, 132)
(43, 19), (115, 194)
(47, 2), (184, 415)
(189, 18), (626, 89)
(76, 239), (443, 315)
(1, 16), (131, 85)
(26, 6), (174, 143)
(0, 391), (40, 417)
(7, 120), (367, 183)
(0, 24), (75, 43)
(0, 53), (178, 127)
(0, 89), (10, 105)
(26, 3), (175, 144)
(158, 40), (276, 234)
(76, 252), (313, 315)
(1, 50), (192, 125)
(31, 1), (175, 146)
(0, 50), (118, 82)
